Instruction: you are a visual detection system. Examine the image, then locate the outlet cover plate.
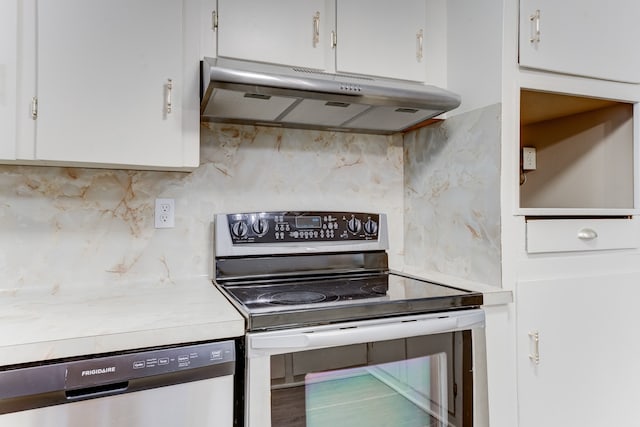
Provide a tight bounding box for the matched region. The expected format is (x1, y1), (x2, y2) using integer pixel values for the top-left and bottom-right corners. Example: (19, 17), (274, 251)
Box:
(155, 198), (175, 228)
(523, 147), (537, 170)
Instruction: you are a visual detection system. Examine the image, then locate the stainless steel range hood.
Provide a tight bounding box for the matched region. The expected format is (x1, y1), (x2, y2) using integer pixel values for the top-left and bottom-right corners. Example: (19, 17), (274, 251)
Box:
(200, 57), (461, 134)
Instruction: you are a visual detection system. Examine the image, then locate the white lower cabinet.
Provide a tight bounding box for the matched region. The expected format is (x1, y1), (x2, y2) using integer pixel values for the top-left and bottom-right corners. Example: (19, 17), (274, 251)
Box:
(10, 0), (200, 170)
(517, 272), (640, 426)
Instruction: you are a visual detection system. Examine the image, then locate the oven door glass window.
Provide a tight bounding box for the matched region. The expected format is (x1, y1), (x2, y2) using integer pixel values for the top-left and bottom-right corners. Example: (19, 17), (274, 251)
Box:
(269, 331), (472, 427)
(304, 354), (446, 426)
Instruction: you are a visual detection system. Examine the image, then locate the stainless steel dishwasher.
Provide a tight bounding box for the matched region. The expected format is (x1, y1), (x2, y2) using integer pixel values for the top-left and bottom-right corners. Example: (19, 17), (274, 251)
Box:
(0, 340), (236, 426)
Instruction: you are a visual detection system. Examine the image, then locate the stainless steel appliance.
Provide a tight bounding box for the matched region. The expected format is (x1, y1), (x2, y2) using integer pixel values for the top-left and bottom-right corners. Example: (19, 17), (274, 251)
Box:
(200, 57), (461, 134)
(0, 340), (236, 427)
(213, 211), (485, 427)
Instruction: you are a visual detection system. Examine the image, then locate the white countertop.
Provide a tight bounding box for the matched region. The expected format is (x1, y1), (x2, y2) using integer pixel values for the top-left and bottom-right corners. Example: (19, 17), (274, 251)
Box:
(0, 270), (511, 367)
(397, 267), (513, 306)
(0, 277), (245, 366)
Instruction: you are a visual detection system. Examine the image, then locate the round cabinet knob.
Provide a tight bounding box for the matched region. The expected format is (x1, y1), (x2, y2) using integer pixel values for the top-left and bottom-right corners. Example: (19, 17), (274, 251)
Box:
(346, 217), (362, 235)
(252, 218), (269, 237)
(231, 221), (248, 239)
(363, 219), (378, 235)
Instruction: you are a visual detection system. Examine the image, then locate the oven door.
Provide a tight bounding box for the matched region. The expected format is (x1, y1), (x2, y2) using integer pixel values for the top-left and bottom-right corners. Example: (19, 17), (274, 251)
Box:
(245, 309), (484, 427)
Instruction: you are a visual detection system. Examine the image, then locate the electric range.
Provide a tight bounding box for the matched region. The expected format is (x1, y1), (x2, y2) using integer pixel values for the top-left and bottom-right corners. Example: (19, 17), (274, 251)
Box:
(212, 211), (483, 331)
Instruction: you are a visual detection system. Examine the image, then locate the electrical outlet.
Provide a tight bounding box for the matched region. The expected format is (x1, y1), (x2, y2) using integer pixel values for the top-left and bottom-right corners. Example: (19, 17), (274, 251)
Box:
(154, 198), (175, 228)
(522, 147), (537, 170)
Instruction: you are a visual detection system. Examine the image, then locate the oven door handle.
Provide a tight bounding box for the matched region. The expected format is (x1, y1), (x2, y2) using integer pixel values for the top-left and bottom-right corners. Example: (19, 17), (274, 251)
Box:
(251, 316), (465, 350)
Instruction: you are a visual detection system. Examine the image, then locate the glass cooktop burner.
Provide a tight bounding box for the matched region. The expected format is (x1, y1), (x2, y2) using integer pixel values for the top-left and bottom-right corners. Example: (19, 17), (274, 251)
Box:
(223, 275), (390, 310)
(260, 291), (334, 305)
(361, 283), (388, 295)
(217, 272), (483, 331)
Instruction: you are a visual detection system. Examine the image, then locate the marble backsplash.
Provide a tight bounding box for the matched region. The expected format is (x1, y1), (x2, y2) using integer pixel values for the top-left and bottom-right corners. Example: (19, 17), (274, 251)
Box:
(404, 104), (502, 286)
(1, 105), (501, 294)
(0, 124), (404, 292)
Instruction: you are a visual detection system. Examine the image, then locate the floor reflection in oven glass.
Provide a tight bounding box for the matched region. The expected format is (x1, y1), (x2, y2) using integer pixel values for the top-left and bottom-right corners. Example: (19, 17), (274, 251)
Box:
(271, 385), (306, 427)
(271, 371), (440, 427)
(306, 372), (437, 427)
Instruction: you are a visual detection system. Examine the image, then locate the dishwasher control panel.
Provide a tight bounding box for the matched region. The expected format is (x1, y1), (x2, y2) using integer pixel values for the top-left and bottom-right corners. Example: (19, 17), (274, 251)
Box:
(65, 340), (235, 389)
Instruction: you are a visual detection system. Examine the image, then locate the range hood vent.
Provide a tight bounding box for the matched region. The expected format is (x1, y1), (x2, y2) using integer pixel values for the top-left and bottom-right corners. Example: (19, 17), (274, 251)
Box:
(200, 57), (461, 134)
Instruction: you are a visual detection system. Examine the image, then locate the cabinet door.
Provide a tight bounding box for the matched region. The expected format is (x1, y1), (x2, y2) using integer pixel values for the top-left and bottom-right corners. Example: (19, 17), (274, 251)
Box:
(216, 0), (334, 71)
(200, 0), (218, 59)
(0, 0), (18, 160)
(336, 0), (427, 82)
(34, 0), (197, 169)
(517, 273), (640, 426)
(519, 0), (640, 83)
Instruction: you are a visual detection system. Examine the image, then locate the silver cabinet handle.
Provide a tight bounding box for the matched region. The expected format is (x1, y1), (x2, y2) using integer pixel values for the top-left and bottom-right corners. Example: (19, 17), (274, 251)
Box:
(313, 12), (320, 48)
(166, 79), (173, 114)
(528, 331), (540, 365)
(529, 9), (541, 44)
(416, 29), (424, 62)
(331, 30), (337, 49)
(31, 96), (38, 120)
(577, 228), (598, 240)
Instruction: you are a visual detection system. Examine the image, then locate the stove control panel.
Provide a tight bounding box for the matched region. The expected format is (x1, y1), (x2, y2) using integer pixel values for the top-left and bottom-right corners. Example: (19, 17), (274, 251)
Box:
(226, 211), (380, 244)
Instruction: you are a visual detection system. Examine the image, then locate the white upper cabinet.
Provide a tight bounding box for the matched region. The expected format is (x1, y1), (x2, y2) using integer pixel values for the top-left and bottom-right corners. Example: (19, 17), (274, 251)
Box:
(14, 0), (199, 170)
(336, 0), (427, 82)
(216, 0), (334, 71)
(214, 0), (428, 82)
(519, 0), (640, 83)
(0, 0), (18, 160)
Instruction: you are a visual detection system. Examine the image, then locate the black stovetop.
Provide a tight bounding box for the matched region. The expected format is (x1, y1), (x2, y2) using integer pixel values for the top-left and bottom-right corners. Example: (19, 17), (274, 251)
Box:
(216, 272), (483, 331)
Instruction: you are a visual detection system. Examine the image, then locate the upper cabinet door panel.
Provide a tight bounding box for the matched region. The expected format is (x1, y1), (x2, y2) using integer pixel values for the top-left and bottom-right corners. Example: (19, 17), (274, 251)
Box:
(519, 0), (640, 83)
(336, 0), (427, 82)
(0, 0), (17, 160)
(216, 0), (334, 71)
(35, 0), (187, 167)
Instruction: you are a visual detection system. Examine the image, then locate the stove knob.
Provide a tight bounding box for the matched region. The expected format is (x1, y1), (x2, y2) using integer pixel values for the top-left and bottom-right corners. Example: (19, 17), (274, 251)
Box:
(252, 218), (269, 237)
(231, 221), (248, 239)
(346, 217), (362, 235)
(364, 219), (378, 235)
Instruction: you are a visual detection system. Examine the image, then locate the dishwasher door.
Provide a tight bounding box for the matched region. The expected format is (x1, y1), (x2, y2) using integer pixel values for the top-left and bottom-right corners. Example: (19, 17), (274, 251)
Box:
(0, 340), (236, 427)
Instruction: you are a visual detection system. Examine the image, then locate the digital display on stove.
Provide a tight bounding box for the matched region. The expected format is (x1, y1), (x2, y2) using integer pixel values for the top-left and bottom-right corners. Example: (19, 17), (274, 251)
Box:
(295, 216), (322, 229)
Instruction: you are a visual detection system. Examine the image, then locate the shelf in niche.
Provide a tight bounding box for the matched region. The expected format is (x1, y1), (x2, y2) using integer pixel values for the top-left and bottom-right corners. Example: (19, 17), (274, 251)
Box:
(520, 90), (619, 125)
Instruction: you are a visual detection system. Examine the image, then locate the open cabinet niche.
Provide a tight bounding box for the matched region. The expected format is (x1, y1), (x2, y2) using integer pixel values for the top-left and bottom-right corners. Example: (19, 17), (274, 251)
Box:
(519, 89), (635, 211)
